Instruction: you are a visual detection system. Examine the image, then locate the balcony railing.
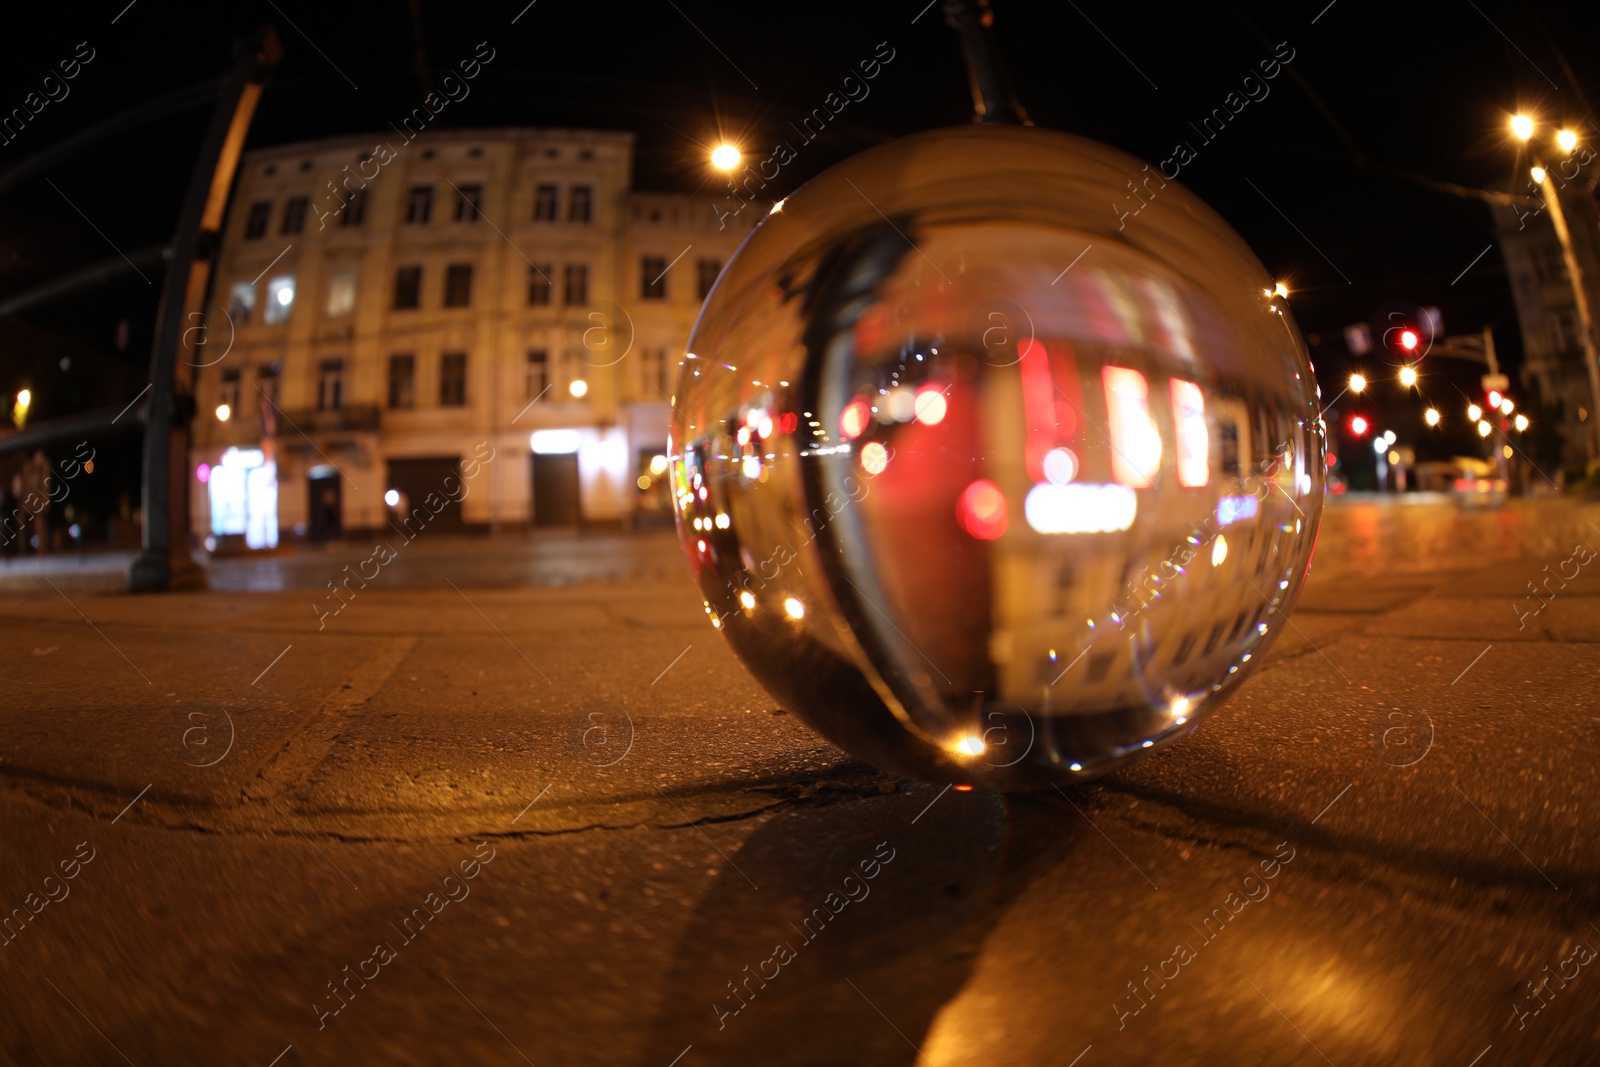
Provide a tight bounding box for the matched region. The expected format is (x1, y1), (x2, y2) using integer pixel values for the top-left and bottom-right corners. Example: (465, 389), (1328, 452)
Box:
(273, 403), (381, 435)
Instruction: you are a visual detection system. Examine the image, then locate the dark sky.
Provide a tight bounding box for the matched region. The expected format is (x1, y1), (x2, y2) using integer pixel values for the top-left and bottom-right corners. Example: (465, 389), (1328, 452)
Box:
(1, 0), (1596, 435)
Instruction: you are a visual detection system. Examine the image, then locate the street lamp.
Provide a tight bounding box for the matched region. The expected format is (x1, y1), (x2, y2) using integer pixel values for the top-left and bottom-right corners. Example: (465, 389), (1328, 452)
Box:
(1468, 404), (1482, 421)
(1425, 408), (1441, 426)
(12, 388), (30, 429)
(710, 143), (741, 170)
(1558, 129), (1578, 153)
(569, 379), (589, 398)
(215, 403), (231, 421)
(1273, 281), (1289, 298)
(1399, 365), (1418, 387)
(1349, 373), (1367, 393)
(1500, 397), (1515, 415)
(1477, 420), (1492, 437)
(1515, 413), (1530, 432)
(1511, 113), (1535, 141)
(1531, 165), (1547, 183)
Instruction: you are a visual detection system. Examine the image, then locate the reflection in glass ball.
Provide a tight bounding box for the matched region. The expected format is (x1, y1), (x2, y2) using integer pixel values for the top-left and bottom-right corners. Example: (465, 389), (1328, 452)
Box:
(669, 125), (1324, 790)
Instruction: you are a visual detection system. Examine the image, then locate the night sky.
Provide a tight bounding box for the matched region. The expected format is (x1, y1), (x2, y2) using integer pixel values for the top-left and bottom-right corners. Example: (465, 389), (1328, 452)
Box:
(2, 0), (1596, 463)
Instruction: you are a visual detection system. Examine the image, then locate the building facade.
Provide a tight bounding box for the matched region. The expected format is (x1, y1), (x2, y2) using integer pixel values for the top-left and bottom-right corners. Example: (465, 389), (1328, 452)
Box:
(1492, 190), (1600, 472)
(191, 127), (757, 547)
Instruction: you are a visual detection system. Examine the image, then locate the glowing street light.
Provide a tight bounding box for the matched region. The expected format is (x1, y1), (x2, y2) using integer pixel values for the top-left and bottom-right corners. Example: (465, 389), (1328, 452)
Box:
(1511, 113), (1535, 141)
(1349, 373), (1367, 393)
(1500, 397), (1515, 415)
(12, 388), (31, 428)
(1399, 365), (1418, 387)
(215, 404), (231, 422)
(1468, 403), (1482, 421)
(1477, 420), (1493, 437)
(1273, 281), (1289, 298)
(1515, 413), (1530, 432)
(710, 143), (741, 170)
(569, 379), (589, 398)
(1532, 165), (1548, 184)
(1558, 129), (1579, 153)
(1425, 408), (1440, 427)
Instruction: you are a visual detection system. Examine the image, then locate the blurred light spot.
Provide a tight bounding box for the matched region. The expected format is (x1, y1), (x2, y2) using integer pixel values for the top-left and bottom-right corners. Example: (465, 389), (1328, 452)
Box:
(784, 596), (805, 619)
(1212, 535), (1228, 566)
(861, 441), (889, 475)
(957, 479), (1009, 540)
(1042, 447), (1078, 485)
(1024, 483), (1136, 534)
(913, 387), (947, 426)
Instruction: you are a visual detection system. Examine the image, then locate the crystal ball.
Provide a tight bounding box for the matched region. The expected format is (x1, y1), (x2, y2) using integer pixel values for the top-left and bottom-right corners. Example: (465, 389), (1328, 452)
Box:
(669, 125), (1324, 790)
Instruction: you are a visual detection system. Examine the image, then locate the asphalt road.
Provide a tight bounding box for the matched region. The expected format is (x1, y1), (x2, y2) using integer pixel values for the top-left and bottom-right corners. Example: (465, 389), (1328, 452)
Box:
(3, 495), (1600, 1066)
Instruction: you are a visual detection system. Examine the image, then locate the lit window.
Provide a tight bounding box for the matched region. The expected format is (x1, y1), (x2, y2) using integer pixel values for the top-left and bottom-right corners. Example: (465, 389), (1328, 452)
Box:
(563, 263), (588, 306)
(1102, 366), (1161, 488)
(228, 282), (256, 325)
(263, 276), (295, 324)
(1169, 379), (1209, 487)
(526, 348), (549, 399)
(325, 267), (357, 317)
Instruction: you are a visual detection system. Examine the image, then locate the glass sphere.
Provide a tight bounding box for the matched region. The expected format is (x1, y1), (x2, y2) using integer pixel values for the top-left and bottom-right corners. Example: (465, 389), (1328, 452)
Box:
(670, 125), (1324, 790)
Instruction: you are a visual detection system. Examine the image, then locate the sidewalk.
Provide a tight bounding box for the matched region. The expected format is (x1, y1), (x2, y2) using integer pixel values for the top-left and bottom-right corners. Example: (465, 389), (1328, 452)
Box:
(2, 500), (1600, 1065)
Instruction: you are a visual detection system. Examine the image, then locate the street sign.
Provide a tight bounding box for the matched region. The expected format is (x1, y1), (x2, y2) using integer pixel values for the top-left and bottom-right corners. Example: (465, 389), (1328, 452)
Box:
(1481, 373), (1510, 392)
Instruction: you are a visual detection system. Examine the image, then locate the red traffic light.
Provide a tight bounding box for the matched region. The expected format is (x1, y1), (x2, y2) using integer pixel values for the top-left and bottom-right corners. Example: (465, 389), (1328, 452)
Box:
(1399, 329), (1419, 352)
(1487, 389), (1504, 409)
(1349, 415), (1369, 436)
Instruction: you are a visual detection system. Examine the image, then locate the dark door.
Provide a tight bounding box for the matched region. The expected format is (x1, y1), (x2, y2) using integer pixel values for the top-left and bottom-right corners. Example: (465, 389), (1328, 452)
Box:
(308, 472), (342, 542)
(531, 453), (581, 526)
(386, 457), (466, 533)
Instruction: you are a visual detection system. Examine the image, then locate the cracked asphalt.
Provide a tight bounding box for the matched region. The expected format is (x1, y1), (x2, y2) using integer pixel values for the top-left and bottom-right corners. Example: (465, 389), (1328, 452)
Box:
(4, 497), (1600, 1066)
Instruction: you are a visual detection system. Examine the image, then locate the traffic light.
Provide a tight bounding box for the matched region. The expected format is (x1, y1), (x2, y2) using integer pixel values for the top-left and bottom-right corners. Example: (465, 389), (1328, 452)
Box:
(1487, 389), (1504, 410)
(1398, 329), (1419, 353)
(1349, 415), (1369, 436)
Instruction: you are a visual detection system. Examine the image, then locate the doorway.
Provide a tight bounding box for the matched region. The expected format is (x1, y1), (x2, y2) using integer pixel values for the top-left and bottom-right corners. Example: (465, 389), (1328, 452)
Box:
(531, 452), (581, 526)
(307, 471), (342, 542)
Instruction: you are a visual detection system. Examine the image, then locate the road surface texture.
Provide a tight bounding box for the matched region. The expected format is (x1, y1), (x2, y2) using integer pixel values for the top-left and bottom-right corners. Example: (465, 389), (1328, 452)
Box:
(3, 496), (1600, 1066)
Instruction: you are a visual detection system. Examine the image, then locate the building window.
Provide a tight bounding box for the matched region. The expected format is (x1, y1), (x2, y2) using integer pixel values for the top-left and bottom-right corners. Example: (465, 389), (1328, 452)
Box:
(281, 196), (309, 235)
(228, 281), (256, 325)
(527, 264), (553, 306)
(444, 263), (474, 308)
(406, 185), (433, 224)
(568, 184), (593, 222)
(639, 347), (670, 399)
(244, 200), (271, 239)
(263, 276), (295, 324)
(257, 362), (281, 407)
(317, 359), (345, 411)
(563, 263), (588, 306)
(339, 189), (368, 227)
(641, 256), (667, 300)
(697, 258), (722, 300)
(534, 183), (558, 221)
(440, 352), (468, 406)
(526, 348), (549, 400)
(388, 354), (415, 409)
(219, 368), (242, 414)
(325, 266), (357, 317)
(454, 183), (483, 222)
(393, 266), (422, 310)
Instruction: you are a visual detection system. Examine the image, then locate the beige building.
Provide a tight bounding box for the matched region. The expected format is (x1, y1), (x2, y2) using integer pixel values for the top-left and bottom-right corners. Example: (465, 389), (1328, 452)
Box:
(191, 127), (756, 547)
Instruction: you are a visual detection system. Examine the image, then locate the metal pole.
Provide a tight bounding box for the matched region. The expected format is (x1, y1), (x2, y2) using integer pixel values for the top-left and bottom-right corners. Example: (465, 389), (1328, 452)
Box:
(942, 0), (1031, 126)
(130, 27), (281, 593)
